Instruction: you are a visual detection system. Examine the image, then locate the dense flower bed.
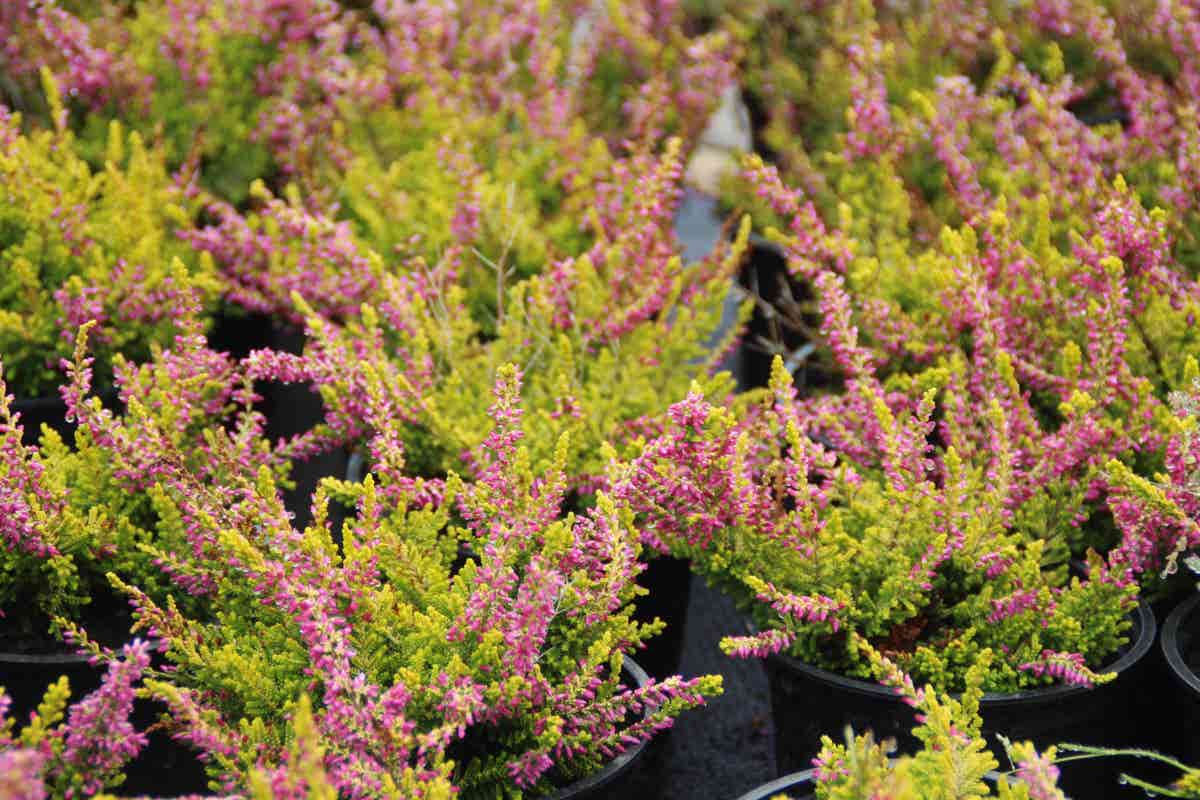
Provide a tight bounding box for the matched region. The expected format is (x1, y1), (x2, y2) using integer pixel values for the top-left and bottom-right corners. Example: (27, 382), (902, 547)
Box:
(2, 0), (1200, 797)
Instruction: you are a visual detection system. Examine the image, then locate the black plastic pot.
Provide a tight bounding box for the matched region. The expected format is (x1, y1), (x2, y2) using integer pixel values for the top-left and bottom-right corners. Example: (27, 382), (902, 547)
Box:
(12, 389), (122, 448)
(766, 602), (1156, 798)
(740, 88), (776, 165)
(260, 321), (348, 532)
(0, 644), (208, 796)
(631, 555), (693, 681)
(1163, 593), (1200, 764)
(544, 657), (654, 800)
(11, 395), (75, 447)
(0, 647), (98, 723)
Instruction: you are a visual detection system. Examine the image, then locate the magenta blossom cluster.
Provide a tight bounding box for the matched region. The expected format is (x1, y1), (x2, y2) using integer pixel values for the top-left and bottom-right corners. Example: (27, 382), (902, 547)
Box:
(182, 185), (383, 325)
(0, 640), (151, 799)
(1108, 380), (1200, 580)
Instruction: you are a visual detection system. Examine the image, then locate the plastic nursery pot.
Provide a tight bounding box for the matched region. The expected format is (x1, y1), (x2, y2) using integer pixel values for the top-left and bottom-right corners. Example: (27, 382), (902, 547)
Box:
(735, 769), (816, 800)
(764, 602), (1156, 799)
(262, 323), (349, 532)
(543, 657), (655, 800)
(1163, 593), (1200, 764)
(12, 395), (76, 447)
(735, 237), (831, 394)
(0, 641), (208, 796)
(631, 554), (693, 681)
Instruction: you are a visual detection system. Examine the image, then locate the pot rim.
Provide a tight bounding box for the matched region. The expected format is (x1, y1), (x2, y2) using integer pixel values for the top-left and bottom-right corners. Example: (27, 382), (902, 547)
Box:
(734, 769), (815, 800)
(762, 600), (1155, 705)
(1162, 592), (1200, 696)
(0, 635), (164, 666)
(733, 766), (1014, 800)
(543, 655), (653, 800)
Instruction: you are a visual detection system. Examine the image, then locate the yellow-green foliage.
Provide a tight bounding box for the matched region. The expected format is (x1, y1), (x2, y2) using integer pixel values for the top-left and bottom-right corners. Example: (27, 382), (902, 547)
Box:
(331, 99), (600, 328)
(812, 650), (1067, 799)
(307, 208), (748, 488)
(0, 99), (217, 397)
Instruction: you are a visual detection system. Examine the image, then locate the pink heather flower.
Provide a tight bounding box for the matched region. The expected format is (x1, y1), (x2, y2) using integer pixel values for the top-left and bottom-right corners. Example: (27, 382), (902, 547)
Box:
(55, 641), (152, 794)
(1018, 650), (1098, 688)
(721, 628), (797, 660)
(987, 589), (1045, 624)
(0, 749), (48, 800)
(755, 582), (844, 632)
(1015, 748), (1067, 800)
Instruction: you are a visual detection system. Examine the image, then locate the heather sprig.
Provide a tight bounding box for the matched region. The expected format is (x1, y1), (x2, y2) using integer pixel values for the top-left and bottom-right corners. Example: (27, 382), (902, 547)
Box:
(1107, 372), (1200, 581)
(0, 639), (151, 799)
(105, 366), (719, 798)
(0, 98), (218, 398)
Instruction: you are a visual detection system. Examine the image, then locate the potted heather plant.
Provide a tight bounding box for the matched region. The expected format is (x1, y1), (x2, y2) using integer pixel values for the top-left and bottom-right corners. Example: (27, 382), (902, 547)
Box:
(0, 297), (293, 754)
(721, 1), (1200, 419)
(747, 143), (1194, 560)
(734, 647), (1071, 800)
(1107, 373), (1200, 765)
(83, 365), (720, 798)
(0, 94), (220, 445)
(285, 142), (751, 678)
(613, 265), (1154, 795)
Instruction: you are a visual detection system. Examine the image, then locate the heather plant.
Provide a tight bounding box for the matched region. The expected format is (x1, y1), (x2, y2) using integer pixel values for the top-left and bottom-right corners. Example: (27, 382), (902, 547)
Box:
(297, 140), (750, 492)
(612, 271), (1137, 693)
(808, 648), (1068, 799)
(745, 121), (1192, 549)
(1, 301), (285, 639)
(726, 0), (1200, 447)
(89, 366), (719, 798)
(181, 0), (737, 327)
(0, 640), (151, 799)
(0, 93), (218, 398)
(3, 0), (373, 204)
